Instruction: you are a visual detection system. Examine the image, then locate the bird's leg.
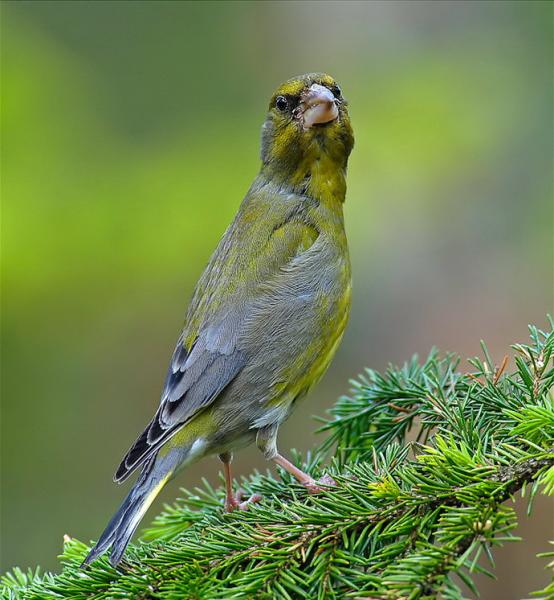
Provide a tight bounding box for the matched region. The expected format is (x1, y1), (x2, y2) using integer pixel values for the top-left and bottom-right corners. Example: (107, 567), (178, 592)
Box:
(220, 452), (236, 511)
(218, 452), (262, 511)
(256, 426), (336, 494)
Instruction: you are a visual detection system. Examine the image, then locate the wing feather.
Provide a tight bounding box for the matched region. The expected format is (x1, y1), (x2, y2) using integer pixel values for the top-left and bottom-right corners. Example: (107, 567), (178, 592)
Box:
(114, 329), (245, 482)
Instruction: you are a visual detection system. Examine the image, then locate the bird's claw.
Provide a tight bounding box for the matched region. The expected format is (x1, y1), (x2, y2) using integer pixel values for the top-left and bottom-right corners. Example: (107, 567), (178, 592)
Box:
(225, 488), (263, 512)
(303, 474), (337, 494)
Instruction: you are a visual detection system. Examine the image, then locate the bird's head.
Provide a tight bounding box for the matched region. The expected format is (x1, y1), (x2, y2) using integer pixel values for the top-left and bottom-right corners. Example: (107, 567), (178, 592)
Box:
(260, 73), (354, 199)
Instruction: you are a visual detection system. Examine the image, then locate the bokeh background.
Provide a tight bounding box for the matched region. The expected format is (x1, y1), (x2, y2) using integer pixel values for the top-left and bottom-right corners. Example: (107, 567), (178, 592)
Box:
(2, 1), (552, 597)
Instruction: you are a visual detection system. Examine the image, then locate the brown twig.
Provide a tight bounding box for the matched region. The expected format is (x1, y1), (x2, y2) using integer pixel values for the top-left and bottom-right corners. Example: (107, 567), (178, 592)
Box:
(493, 355), (509, 385)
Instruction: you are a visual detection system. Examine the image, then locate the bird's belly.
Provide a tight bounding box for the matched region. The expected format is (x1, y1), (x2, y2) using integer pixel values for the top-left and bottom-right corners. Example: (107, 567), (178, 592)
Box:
(206, 253), (351, 441)
(285, 285), (351, 400)
(243, 272), (352, 427)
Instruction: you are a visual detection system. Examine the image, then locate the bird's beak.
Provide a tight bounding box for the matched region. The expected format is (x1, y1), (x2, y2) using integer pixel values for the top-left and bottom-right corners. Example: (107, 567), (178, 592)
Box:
(299, 84), (339, 129)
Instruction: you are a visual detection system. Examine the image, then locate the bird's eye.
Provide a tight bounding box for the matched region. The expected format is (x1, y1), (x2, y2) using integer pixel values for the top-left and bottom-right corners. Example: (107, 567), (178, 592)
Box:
(331, 84), (342, 98)
(275, 96), (288, 111)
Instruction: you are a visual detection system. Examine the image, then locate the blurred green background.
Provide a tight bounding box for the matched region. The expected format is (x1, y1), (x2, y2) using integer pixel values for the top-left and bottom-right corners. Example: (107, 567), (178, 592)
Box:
(1, 1), (552, 596)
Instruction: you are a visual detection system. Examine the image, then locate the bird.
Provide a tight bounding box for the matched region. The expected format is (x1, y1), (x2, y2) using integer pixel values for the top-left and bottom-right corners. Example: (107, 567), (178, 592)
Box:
(82, 72), (354, 567)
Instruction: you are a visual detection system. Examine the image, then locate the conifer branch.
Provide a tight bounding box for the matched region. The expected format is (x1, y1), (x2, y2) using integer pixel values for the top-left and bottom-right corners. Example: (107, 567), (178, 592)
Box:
(2, 320), (553, 599)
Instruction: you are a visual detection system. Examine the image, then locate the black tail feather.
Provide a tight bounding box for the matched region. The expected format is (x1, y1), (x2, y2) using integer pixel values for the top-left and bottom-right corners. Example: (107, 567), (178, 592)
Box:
(81, 489), (137, 567)
(81, 456), (163, 568)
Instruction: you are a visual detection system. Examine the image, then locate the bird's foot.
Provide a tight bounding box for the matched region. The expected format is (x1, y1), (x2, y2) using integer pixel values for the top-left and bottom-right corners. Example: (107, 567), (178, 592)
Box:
(225, 488), (263, 512)
(303, 473), (337, 495)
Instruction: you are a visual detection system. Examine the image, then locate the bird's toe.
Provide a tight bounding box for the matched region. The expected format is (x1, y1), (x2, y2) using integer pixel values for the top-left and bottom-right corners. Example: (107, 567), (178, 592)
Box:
(225, 489), (262, 512)
(303, 474), (337, 494)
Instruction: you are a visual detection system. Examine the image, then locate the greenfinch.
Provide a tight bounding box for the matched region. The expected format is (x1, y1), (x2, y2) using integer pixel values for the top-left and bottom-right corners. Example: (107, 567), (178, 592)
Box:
(83, 72), (354, 567)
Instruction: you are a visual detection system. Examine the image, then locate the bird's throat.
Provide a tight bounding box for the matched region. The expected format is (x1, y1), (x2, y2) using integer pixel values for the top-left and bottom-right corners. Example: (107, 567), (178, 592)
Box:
(263, 149), (347, 209)
(301, 152), (347, 207)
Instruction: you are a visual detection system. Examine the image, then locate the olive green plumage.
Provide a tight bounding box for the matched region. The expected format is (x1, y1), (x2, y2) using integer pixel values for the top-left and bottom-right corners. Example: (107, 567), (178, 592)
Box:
(83, 73), (354, 567)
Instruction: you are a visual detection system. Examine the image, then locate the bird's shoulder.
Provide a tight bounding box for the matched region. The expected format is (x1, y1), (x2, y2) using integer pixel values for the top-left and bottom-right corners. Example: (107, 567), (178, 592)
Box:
(181, 180), (323, 348)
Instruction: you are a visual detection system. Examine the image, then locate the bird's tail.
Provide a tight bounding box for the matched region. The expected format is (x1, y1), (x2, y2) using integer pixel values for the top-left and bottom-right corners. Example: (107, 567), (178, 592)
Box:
(81, 454), (172, 568)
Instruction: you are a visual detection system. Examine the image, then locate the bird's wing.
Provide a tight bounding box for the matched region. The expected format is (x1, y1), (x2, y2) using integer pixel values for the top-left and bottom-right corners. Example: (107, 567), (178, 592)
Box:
(114, 320), (246, 482)
(114, 202), (319, 483)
